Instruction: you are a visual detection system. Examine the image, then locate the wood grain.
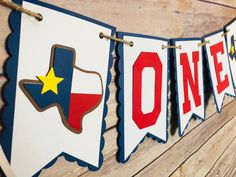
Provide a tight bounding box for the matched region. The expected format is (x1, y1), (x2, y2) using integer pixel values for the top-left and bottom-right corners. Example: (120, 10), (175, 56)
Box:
(206, 138), (236, 177)
(223, 158), (236, 177)
(42, 0), (236, 38)
(61, 98), (235, 177)
(130, 100), (236, 177)
(170, 117), (236, 177)
(0, 0), (235, 176)
(39, 96), (234, 176)
(199, 0), (236, 8)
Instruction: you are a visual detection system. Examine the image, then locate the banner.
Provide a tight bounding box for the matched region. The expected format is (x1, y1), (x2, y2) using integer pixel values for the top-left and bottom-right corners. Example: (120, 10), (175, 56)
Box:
(173, 39), (205, 136)
(225, 19), (236, 88)
(203, 30), (235, 112)
(0, 0), (115, 176)
(0, 0), (236, 175)
(117, 32), (168, 163)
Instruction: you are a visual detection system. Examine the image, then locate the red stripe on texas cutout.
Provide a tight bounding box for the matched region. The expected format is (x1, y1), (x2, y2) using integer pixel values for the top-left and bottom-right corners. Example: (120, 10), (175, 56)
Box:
(67, 93), (102, 132)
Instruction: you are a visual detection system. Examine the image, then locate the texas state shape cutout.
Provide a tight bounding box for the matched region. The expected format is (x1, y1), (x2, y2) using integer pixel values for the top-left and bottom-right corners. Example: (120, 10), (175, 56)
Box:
(229, 35), (236, 60)
(20, 45), (103, 133)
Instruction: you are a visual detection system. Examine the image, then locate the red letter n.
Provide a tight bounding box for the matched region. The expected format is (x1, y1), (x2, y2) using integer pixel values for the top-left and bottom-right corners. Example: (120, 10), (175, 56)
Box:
(180, 51), (201, 114)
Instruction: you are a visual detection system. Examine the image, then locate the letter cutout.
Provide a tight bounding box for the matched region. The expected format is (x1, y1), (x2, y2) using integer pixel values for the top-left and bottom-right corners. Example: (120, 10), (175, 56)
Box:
(225, 18), (236, 88)
(173, 39), (205, 136)
(133, 52), (162, 129)
(117, 32), (168, 163)
(0, 0), (116, 176)
(203, 30), (235, 112)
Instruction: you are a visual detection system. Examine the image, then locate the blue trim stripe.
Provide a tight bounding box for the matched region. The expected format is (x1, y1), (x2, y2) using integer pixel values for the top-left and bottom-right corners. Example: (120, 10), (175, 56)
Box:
(0, 0), (22, 163)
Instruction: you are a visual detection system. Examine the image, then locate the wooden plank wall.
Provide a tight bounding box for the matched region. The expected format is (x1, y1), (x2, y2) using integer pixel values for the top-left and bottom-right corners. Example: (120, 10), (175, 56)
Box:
(0, 0), (236, 176)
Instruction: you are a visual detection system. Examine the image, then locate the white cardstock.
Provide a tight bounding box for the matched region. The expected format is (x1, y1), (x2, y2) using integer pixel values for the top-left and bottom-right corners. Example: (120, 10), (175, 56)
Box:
(174, 40), (205, 136)
(203, 31), (235, 112)
(8, 1), (114, 176)
(225, 19), (236, 88)
(121, 34), (168, 161)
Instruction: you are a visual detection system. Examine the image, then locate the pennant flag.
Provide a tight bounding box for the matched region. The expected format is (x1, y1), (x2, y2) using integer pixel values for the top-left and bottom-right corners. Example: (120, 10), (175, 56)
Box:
(173, 39), (205, 136)
(20, 45), (103, 134)
(225, 19), (236, 88)
(117, 32), (168, 163)
(0, 0), (115, 176)
(203, 30), (235, 112)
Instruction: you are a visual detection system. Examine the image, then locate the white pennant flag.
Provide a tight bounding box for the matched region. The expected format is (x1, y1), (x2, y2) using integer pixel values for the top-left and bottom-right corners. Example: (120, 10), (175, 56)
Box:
(173, 39), (205, 136)
(225, 19), (236, 87)
(203, 30), (235, 112)
(117, 32), (168, 162)
(0, 0), (115, 176)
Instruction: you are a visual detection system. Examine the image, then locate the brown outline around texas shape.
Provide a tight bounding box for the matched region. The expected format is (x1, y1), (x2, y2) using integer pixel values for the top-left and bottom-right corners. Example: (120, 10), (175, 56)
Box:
(19, 44), (104, 134)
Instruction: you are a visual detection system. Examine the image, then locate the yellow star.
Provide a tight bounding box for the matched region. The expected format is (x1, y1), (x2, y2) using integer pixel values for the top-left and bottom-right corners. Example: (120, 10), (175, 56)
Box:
(231, 45), (235, 54)
(37, 67), (64, 94)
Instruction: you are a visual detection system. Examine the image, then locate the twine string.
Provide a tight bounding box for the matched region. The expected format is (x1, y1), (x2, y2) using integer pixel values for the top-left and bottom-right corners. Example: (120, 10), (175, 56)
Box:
(162, 45), (181, 49)
(0, 0), (43, 20)
(198, 40), (210, 47)
(99, 32), (134, 47)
